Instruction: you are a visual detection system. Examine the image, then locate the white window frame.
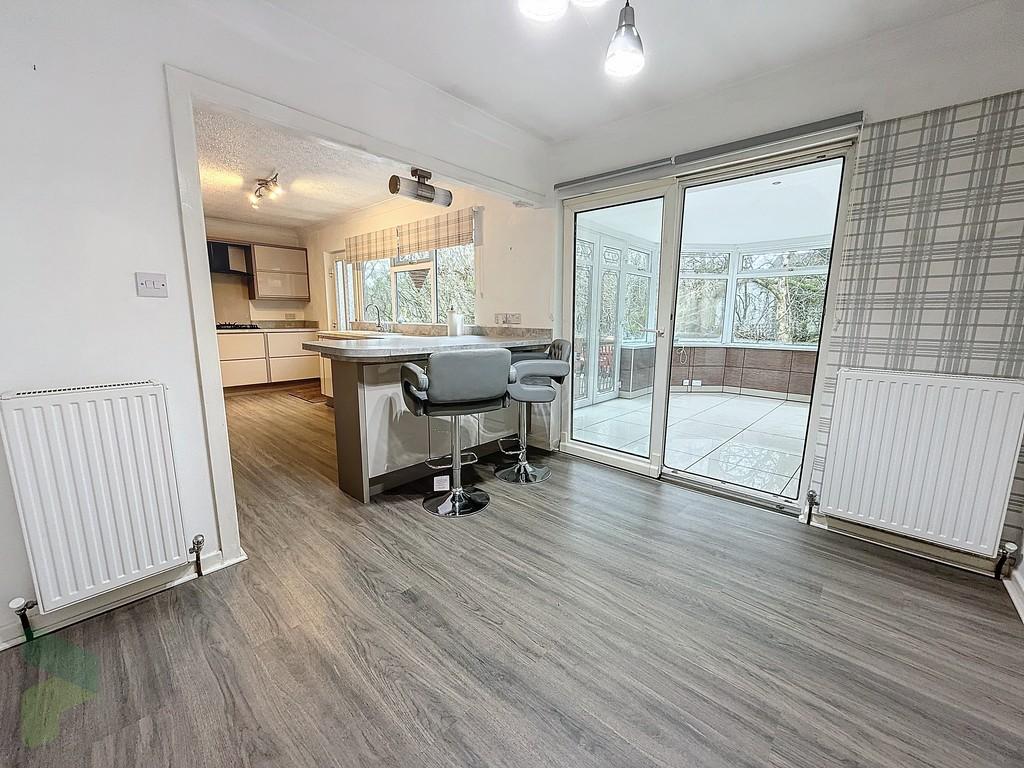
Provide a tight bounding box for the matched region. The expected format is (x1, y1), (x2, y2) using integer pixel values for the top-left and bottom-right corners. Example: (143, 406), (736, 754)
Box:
(345, 246), (478, 326)
(676, 234), (831, 350)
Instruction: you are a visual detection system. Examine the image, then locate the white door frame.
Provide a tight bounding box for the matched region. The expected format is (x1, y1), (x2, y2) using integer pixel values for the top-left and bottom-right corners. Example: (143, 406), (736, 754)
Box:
(658, 144), (857, 513)
(559, 180), (681, 477)
(164, 66), (549, 557)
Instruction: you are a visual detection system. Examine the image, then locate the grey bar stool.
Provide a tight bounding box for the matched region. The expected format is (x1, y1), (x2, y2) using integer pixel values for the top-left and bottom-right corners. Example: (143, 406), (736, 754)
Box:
(401, 347), (514, 517)
(496, 339), (571, 484)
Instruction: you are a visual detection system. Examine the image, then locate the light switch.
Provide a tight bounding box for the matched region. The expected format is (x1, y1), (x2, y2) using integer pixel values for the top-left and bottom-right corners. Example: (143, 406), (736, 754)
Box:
(135, 272), (168, 298)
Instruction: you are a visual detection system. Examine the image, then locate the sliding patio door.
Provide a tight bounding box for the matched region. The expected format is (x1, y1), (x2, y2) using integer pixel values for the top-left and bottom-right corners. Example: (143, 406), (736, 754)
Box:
(661, 153), (849, 507)
(561, 183), (681, 476)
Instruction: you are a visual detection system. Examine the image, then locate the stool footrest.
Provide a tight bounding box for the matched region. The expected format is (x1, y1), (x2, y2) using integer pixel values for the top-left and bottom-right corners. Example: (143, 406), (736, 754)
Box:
(498, 436), (523, 456)
(425, 451), (479, 471)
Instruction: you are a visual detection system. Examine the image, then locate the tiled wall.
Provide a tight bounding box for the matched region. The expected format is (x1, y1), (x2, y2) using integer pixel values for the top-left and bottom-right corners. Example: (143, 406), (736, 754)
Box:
(620, 345), (656, 394)
(809, 89), (1024, 547)
(669, 346), (817, 399)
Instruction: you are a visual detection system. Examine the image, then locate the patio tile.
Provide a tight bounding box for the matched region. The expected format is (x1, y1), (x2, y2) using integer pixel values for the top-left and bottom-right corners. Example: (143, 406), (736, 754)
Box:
(622, 435), (650, 456)
(686, 456), (792, 495)
(664, 449), (703, 470)
(728, 429), (805, 455)
(583, 418), (649, 443)
(689, 398), (780, 428)
(571, 428), (636, 451)
(782, 473), (800, 499)
(704, 443), (802, 476)
(749, 406), (809, 438)
(664, 419), (741, 456)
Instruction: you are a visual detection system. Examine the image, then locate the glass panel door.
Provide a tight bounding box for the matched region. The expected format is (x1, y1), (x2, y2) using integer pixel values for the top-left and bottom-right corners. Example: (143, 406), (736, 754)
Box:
(567, 196), (670, 464)
(663, 156), (846, 501)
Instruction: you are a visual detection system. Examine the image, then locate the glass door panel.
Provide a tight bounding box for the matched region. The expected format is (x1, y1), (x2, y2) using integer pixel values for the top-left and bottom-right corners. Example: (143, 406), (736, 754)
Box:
(663, 156), (845, 500)
(570, 198), (666, 459)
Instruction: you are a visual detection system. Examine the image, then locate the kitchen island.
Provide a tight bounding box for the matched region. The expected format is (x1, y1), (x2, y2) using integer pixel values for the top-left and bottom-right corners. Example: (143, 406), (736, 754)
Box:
(303, 335), (549, 502)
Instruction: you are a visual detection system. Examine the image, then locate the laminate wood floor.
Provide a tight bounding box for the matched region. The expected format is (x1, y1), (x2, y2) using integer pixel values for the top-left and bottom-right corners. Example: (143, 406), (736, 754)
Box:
(2, 390), (1022, 767)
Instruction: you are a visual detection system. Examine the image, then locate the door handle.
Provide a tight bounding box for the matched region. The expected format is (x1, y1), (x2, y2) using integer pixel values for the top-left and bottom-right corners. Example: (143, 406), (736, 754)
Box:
(642, 328), (666, 337)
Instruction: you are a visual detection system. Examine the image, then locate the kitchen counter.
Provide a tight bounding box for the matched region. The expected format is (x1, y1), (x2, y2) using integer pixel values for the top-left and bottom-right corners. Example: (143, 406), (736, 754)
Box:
(305, 333), (550, 503)
(303, 334), (547, 363)
(217, 327), (320, 334)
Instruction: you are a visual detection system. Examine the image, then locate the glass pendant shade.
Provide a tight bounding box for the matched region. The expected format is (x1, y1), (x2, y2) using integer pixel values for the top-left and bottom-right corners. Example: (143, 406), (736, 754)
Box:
(605, 1), (645, 78)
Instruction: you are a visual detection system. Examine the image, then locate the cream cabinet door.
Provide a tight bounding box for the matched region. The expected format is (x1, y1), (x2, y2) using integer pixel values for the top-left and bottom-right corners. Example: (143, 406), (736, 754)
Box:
(266, 331), (318, 357)
(254, 271), (310, 300)
(217, 332), (267, 361)
(221, 359), (269, 386)
(251, 245), (308, 273)
(269, 356), (320, 382)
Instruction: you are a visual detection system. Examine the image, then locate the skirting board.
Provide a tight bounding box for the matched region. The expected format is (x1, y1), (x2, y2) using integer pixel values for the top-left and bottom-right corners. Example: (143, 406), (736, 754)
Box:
(1006, 567), (1024, 625)
(0, 548), (248, 650)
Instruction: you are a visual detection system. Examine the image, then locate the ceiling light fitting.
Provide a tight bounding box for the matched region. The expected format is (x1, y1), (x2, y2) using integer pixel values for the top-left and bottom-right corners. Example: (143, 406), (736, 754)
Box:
(249, 172), (283, 209)
(605, 1), (644, 78)
(517, 0), (644, 79)
(388, 168), (453, 208)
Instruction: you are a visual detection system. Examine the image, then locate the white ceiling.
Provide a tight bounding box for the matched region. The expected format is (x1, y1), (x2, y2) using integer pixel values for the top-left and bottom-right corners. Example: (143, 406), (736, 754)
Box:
(194, 106), (410, 229)
(261, 0), (983, 143)
(579, 158), (844, 243)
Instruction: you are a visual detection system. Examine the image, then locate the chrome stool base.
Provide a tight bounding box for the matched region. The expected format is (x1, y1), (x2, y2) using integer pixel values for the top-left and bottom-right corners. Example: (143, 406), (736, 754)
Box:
(495, 461), (551, 484)
(423, 486), (490, 517)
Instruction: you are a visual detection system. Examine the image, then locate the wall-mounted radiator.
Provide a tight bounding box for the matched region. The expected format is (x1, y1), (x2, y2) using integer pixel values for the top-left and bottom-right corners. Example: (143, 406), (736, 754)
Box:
(820, 369), (1024, 558)
(0, 381), (189, 613)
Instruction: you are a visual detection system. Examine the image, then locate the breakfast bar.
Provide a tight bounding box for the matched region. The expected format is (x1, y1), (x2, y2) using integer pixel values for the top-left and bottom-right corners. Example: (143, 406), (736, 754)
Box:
(303, 335), (548, 502)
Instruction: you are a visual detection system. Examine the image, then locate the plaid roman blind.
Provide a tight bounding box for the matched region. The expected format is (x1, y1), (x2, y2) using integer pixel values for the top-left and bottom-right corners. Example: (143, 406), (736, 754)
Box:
(343, 207), (481, 263)
(343, 227), (398, 263)
(396, 207), (480, 258)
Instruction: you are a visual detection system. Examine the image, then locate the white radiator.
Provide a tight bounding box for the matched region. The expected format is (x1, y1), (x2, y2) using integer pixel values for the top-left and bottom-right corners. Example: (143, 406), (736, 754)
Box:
(0, 381), (189, 613)
(821, 369), (1024, 557)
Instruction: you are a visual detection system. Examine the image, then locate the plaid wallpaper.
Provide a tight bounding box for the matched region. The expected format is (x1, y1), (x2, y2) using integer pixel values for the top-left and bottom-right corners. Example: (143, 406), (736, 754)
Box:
(810, 89), (1024, 545)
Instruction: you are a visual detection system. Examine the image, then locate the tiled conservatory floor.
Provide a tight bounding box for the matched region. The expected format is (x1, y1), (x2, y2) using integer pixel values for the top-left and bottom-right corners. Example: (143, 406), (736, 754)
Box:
(571, 392), (810, 498)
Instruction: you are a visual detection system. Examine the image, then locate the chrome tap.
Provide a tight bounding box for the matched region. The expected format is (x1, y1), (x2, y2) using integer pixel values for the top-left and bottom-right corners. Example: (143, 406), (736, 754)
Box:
(365, 303), (386, 332)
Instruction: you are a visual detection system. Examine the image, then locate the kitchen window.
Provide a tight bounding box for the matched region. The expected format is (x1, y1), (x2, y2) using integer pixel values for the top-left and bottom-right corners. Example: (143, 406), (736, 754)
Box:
(342, 245), (477, 326)
(674, 237), (830, 348)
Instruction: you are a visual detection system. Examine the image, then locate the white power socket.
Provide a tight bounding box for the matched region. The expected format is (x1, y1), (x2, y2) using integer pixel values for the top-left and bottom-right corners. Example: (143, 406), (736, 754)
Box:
(692, 379), (702, 387)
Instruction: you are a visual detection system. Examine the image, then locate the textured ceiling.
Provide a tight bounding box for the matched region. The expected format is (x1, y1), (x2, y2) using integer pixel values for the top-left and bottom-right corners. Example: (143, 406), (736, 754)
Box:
(262, 0), (984, 143)
(194, 106), (410, 229)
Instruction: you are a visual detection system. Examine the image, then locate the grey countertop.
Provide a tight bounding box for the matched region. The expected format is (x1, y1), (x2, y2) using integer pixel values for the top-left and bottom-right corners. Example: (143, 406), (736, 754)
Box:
(303, 335), (549, 363)
(216, 327), (320, 334)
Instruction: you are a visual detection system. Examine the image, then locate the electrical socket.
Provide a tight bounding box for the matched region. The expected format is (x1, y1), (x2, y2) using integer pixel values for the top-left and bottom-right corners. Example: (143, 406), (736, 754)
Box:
(494, 312), (522, 325)
(692, 379), (702, 387)
(683, 379), (690, 386)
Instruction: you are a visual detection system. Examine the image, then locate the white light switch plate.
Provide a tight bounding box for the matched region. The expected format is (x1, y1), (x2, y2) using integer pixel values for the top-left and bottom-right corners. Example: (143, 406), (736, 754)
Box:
(135, 272), (168, 298)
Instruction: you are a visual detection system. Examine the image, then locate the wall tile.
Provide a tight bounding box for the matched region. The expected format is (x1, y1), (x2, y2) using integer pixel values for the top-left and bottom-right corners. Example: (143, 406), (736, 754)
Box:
(742, 349), (793, 371)
(724, 367), (742, 388)
(725, 348), (745, 367)
(691, 347), (726, 366)
(788, 372), (814, 395)
(791, 351), (817, 373)
(690, 365), (724, 386)
(741, 368), (789, 393)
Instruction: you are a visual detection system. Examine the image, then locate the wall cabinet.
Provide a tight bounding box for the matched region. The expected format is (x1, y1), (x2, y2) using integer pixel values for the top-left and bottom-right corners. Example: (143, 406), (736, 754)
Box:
(249, 245), (309, 300)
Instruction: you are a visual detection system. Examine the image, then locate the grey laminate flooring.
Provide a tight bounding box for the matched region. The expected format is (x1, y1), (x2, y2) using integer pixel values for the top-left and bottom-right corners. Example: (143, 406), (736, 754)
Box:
(2, 390), (1022, 767)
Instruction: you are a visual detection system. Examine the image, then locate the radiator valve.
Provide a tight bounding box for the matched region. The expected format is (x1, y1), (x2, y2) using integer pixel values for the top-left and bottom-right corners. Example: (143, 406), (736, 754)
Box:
(189, 534), (206, 577)
(995, 541), (1019, 579)
(9, 597), (38, 643)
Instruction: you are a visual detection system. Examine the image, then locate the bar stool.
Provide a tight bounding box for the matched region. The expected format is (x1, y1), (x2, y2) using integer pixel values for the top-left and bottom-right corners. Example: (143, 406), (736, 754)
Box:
(401, 347), (514, 517)
(496, 339), (571, 484)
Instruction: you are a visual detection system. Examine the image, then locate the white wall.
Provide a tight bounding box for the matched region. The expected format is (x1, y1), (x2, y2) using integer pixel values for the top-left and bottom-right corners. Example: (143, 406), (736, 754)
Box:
(303, 186), (556, 330)
(0, 0), (548, 631)
(551, 0), (1024, 183)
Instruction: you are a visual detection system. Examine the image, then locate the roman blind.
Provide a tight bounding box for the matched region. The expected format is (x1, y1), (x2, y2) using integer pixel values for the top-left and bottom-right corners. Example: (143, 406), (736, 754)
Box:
(343, 207), (480, 263)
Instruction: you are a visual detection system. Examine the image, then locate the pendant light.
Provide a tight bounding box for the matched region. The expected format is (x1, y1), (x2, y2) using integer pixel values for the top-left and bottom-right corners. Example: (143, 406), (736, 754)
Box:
(605, 1), (645, 78)
(518, 0), (568, 22)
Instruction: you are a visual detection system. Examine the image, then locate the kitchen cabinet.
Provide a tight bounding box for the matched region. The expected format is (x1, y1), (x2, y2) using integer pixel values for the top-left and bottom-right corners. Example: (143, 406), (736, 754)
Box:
(218, 329), (320, 388)
(220, 358), (269, 387)
(249, 245), (309, 300)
